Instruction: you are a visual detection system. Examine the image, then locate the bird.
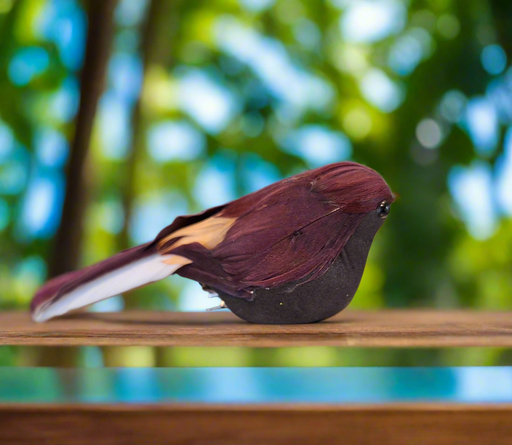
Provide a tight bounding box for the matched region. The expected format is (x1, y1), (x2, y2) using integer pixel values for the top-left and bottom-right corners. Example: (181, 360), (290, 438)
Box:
(31, 161), (395, 324)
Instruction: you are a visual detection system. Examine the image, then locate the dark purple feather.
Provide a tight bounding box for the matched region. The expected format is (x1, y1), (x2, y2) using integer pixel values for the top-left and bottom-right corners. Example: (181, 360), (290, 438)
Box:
(161, 162), (394, 297)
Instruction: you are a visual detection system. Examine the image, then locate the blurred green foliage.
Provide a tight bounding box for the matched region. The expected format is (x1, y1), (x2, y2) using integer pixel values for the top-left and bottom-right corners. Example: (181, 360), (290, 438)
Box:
(1, 0), (512, 367)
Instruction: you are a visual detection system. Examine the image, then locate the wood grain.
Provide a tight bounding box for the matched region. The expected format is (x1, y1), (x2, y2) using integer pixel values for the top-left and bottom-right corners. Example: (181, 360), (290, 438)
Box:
(1, 404), (512, 445)
(2, 310), (512, 347)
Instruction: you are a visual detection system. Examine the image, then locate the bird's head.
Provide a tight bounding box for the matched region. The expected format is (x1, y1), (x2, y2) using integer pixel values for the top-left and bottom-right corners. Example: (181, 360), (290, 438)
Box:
(309, 162), (395, 217)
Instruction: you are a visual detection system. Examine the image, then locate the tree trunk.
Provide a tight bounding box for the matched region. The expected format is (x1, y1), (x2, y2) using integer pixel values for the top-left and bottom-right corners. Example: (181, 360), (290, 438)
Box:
(118, 0), (160, 251)
(118, 0), (178, 251)
(49, 0), (117, 278)
(490, 0), (512, 58)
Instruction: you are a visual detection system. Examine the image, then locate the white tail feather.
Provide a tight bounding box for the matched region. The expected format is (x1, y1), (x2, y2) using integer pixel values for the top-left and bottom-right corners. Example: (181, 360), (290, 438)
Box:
(32, 254), (183, 322)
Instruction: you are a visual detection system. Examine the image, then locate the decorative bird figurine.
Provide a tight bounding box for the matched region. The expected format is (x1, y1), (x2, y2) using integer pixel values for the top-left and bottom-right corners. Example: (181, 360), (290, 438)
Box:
(31, 162), (394, 324)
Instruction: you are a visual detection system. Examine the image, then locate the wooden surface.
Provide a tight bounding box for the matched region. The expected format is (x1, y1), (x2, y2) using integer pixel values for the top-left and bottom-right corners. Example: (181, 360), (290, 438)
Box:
(1, 404), (512, 445)
(2, 310), (512, 347)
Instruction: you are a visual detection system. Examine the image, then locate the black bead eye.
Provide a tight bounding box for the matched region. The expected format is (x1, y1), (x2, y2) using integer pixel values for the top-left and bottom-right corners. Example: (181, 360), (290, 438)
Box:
(377, 201), (390, 218)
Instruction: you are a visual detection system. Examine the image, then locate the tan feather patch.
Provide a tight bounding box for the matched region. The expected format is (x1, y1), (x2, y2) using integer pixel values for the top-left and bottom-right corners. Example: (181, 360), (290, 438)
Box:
(162, 255), (193, 267)
(158, 216), (236, 254)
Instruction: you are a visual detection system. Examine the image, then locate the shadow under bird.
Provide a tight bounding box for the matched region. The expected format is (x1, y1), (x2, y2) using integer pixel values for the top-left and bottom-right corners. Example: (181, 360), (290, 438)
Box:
(31, 162), (395, 324)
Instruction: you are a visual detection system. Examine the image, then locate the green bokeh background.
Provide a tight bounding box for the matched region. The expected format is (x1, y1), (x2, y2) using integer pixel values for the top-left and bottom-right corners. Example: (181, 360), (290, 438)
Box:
(1, 0), (512, 367)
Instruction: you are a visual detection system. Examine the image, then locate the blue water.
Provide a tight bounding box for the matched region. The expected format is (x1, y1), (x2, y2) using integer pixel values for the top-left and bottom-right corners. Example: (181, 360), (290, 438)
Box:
(1, 367), (512, 404)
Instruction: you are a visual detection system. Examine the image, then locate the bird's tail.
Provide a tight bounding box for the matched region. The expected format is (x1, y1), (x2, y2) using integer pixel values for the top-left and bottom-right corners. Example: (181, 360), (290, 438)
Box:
(31, 244), (189, 322)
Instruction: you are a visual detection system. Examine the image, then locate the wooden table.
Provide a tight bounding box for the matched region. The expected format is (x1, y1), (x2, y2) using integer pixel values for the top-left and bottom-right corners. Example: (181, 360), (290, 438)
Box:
(2, 404), (512, 445)
(2, 309), (512, 347)
(1, 309), (512, 445)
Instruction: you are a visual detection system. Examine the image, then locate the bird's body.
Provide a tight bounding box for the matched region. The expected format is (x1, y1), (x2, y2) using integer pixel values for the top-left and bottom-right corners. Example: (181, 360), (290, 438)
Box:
(31, 162), (394, 323)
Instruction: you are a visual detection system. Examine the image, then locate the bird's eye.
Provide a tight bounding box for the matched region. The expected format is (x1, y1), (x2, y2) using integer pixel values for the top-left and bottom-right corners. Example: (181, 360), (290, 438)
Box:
(377, 201), (390, 218)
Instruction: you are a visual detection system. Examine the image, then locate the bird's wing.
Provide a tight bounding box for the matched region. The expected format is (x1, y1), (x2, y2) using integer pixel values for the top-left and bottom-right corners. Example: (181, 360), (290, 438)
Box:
(158, 180), (366, 296)
(213, 181), (366, 290)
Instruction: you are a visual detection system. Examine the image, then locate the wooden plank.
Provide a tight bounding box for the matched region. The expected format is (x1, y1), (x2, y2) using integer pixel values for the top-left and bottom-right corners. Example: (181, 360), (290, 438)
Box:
(1, 310), (512, 347)
(1, 404), (512, 445)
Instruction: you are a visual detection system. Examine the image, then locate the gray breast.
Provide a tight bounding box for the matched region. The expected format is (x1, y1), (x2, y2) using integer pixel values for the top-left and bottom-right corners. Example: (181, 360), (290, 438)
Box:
(218, 209), (386, 324)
